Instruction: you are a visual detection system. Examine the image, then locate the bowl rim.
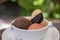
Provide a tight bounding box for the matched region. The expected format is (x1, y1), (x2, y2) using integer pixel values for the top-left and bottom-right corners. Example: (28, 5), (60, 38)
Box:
(11, 17), (51, 32)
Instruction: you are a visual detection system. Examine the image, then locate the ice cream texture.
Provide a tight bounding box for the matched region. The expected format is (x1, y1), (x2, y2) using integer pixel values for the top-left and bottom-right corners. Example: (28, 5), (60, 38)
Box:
(31, 9), (43, 24)
(28, 23), (44, 30)
(31, 9), (47, 27)
(12, 17), (32, 29)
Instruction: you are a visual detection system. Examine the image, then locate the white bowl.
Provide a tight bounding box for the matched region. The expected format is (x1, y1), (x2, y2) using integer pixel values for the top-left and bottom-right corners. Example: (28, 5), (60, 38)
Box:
(9, 17), (52, 40)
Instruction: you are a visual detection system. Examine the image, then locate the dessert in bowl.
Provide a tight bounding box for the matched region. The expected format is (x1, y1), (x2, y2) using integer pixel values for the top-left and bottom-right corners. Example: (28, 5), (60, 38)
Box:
(2, 9), (51, 40)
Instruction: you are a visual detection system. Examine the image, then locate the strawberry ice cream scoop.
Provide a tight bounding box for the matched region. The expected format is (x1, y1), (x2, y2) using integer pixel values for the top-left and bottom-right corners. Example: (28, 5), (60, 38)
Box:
(28, 23), (44, 30)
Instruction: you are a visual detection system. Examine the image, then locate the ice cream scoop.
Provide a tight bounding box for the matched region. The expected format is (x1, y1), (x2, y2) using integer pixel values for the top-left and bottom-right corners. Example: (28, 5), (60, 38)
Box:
(31, 9), (42, 19)
(31, 9), (43, 24)
(28, 23), (44, 30)
(31, 9), (47, 27)
(31, 13), (43, 23)
(12, 17), (32, 29)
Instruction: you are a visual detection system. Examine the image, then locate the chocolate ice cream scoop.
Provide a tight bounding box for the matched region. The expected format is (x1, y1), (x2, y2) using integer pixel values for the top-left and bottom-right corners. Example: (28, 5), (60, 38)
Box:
(31, 9), (47, 26)
(12, 17), (32, 29)
(31, 13), (43, 23)
(31, 9), (43, 24)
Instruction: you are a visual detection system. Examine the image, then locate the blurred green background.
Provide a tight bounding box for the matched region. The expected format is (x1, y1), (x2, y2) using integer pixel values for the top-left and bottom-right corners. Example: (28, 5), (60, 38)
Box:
(15, 0), (60, 19)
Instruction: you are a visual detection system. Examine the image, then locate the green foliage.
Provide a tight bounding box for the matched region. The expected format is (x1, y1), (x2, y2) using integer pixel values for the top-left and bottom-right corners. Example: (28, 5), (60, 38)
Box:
(43, 12), (49, 18)
(54, 3), (60, 12)
(53, 13), (60, 19)
(17, 0), (34, 10)
(33, 0), (45, 6)
(53, 3), (60, 19)
(16, 0), (60, 19)
(20, 8), (32, 16)
(11, 0), (16, 2)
